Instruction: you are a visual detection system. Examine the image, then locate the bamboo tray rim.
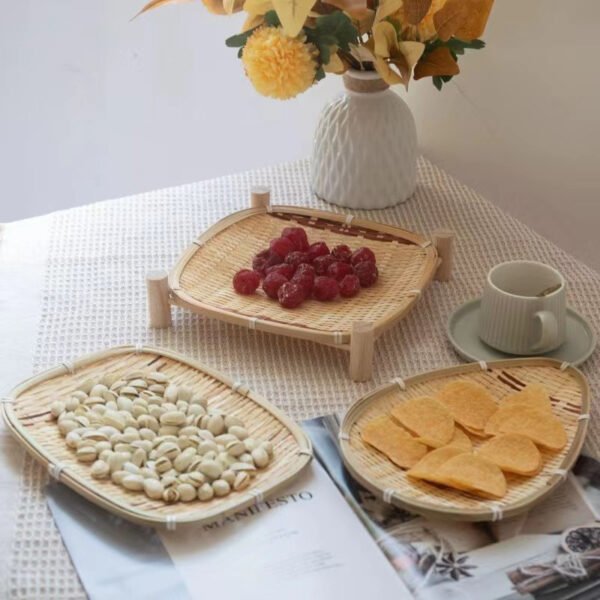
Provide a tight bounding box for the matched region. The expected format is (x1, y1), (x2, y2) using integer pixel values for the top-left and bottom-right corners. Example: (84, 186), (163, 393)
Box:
(2, 345), (313, 527)
(168, 205), (439, 345)
(339, 358), (590, 522)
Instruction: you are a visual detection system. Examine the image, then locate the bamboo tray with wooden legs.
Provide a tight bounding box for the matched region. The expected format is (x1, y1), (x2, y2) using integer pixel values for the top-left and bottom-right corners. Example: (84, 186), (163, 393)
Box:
(1, 345), (312, 528)
(147, 187), (455, 381)
(339, 358), (590, 522)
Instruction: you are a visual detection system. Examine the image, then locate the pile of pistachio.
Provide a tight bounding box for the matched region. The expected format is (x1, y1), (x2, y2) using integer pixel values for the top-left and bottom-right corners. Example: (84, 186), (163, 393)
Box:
(50, 371), (273, 503)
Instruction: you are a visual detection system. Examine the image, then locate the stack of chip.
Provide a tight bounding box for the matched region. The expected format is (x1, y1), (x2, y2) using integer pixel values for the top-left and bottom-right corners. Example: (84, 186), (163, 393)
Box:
(361, 381), (568, 500)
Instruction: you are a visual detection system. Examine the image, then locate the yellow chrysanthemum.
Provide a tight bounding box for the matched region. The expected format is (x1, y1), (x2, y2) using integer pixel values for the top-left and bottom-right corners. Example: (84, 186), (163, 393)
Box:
(242, 27), (318, 100)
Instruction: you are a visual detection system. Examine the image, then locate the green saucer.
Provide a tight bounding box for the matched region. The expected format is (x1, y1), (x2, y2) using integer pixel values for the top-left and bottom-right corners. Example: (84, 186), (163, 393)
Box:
(447, 299), (596, 366)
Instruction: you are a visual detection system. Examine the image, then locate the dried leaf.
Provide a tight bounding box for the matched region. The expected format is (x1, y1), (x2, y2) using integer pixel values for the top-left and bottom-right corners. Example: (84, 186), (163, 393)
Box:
(324, 51), (347, 73)
(433, 0), (468, 41)
(272, 0), (317, 36)
(414, 46), (459, 79)
(403, 0), (433, 25)
(374, 57), (405, 86)
(242, 12), (265, 30)
(243, 0), (274, 15)
(349, 42), (375, 64)
(374, 0), (403, 23)
(455, 0), (494, 40)
(373, 21), (398, 58)
(398, 40), (425, 75)
(133, 0), (193, 19)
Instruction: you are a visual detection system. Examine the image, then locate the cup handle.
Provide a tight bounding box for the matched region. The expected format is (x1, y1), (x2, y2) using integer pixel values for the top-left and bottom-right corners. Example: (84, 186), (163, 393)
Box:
(532, 310), (558, 352)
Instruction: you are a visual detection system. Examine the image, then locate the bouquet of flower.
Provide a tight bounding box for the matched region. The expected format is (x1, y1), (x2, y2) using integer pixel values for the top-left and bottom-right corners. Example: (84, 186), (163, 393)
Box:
(139, 0), (494, 99)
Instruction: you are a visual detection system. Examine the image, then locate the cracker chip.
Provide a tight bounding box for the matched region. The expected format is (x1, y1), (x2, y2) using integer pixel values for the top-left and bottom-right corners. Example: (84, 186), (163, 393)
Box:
(502, 384), (553, 413)
(437, 380), (497, 431)
(391, 396), (454, 448)
(435, 454), (507, 499)
(362, 415), (428, 469)
(478, 434), (542, 475)
(447, 427), (473, 451)
(495, 407), (567, 451)
(407, 446), (467, 484)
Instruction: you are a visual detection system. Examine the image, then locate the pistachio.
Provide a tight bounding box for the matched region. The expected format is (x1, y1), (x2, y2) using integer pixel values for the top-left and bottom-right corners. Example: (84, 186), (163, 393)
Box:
(251, 447), (270, 468)
(260, 441), (274, 457)
(228, 426), (249, 440)
(64, 397), (81, 412)
(91, 460), (110, 479)
(111, 470), (128, 485)
(177, 483), (196, 502)
(148, 371), (169, 384)
(162, 487), (180, 503)
(198, 441), (218, 455)
(224, 415), (245, 429)
(198, 460), (222, 480)
(174, 448), (196, 473)
(155, 456), (173, 474)
(122, 474), (144, 491)
(221, 469), (235, 486)
(226, 440), (246, 458)
(197, 482), (214, 501)
(233, 471), (251, 491)
(76, 446), (97, 463)
(243, 438), (258, 452)
(58, 419), (79, 436)
(164, 384), (178, 403)
(160, 410), (186, 427)
(65, 431), (81, 449)
(212, 479), (231, 497)
(50, 400), (65, 419)
(143, 478), (164, 500)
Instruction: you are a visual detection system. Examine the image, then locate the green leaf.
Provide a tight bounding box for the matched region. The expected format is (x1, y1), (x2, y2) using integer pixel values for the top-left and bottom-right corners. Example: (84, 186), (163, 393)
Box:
(432, 76), (443, 91)
(264, 9), (280, 26)
(315, 66), (326, 81)
(304, 11), (359, 68)
(225, 29), (256, 48)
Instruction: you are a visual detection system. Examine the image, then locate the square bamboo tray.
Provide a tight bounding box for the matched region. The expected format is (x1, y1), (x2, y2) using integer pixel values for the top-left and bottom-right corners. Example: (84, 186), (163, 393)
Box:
(147, 187), (454, 381)
(1, 345), (312, 528)
(339, 358), (590, 522)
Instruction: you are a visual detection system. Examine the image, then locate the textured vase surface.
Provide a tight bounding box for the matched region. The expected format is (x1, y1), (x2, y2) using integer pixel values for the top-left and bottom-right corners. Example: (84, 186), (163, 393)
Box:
(311, 70), (418, 210)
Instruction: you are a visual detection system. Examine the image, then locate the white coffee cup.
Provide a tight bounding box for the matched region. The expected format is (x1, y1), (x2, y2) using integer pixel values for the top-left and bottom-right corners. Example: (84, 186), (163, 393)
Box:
(479, 261), (567, 355)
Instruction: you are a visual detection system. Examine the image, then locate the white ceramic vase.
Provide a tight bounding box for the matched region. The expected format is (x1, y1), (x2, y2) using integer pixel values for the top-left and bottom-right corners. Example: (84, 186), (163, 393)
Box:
(311, 70), (418, 210)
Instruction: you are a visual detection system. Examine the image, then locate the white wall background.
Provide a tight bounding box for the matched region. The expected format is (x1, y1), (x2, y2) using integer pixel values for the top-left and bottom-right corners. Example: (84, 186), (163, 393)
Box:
(1, 0), (599, 270)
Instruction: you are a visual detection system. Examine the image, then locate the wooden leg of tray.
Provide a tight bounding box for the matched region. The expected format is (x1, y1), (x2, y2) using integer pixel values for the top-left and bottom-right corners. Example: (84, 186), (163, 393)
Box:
(432, 229), (455, 282)
(251, 186), (271, 209)
(349, 322), (375, 382)
(146, 270), (172, 328)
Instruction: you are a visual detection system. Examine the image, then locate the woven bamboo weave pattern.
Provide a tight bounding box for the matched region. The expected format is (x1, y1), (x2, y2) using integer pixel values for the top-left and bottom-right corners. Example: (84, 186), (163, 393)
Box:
(5, 347), (311, 526)
(177, 209), (435, 335)
(341, 360), (588, 521)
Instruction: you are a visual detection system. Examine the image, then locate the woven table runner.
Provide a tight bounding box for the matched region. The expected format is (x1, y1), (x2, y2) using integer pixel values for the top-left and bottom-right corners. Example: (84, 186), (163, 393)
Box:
(7, 157), (600, 598)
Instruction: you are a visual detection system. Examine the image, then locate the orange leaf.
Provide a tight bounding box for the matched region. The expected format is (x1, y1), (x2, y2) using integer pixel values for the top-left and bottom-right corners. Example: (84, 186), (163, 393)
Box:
(403, 0), (433, 25)
(414, 46), (460, 79)
(432, 0), (468, 41)
(455, 0), (494, 40)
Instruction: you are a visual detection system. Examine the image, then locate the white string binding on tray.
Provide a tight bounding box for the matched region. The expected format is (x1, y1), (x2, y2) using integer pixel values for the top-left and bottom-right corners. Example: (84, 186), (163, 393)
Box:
(48, 462), (65, 481)
(553, 468), (569, 482)
(344, 214), (354, 226)
(338, 432), (350, 442)
(166, 515), (177, 531)
(231, 381), (248, 396)
(334, 332), (343, 345)
(61, 361), (75, 375)
(490, 503), (503, 522)
(560, 361), (570, 371)
(393, 377), (406, 390)
(266, 204), (273, 214)
(421, 240), (432, 249)
(250, 489), (264, 504)
(248, 317), (258, 331)
(134, 343), (144, 354)
(578, 414), (590, 421)
(382, 488), (395, 504)
(478, 360), (488, 371)
(298, 449), (313, 457)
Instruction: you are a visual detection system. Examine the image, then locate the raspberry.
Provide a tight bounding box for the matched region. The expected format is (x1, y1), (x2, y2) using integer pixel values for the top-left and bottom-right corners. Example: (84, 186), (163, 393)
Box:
(354, 261), (379, 287)
(339, 274), (361, 298)
(269, 236), (295, 258)
(278, 282), (305, 308)
(291, 264), (315, 296)
(313, 276), (339, 301)
(328, 261), (354, 281)
(285, 251), (310, 269)
(307, 241), (330, 262)
(252, 249), (282, 276)
(282, 227), (309, 251)
(233, 269), (261, 295)
(262, 272), (289, 299)
(313, 254), (336, 275)
(332, 244), (352, 262)
(265, 263), (295, 279)
(351, 247), (377, 266)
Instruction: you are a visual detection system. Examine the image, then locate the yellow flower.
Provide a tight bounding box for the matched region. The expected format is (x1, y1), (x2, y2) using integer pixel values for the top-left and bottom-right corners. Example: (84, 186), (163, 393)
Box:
(242, 27), (318, 100)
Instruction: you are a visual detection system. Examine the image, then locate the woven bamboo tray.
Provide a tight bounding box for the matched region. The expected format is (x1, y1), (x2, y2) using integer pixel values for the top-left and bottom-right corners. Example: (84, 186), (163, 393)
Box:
(1, 345), (312, 528)
(147, 187), (453, 381)
(339, 358), (590, 522)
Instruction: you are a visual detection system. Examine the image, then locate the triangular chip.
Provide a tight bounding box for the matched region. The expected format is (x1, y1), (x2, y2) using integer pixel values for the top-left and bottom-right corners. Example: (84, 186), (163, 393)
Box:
(495, 407), (567, 451)
(447, 427), (473, 451)
(391, 396), (454, 448)
(407, 446), (467, 484)
(362, 415), (428, 469)
(436, 454), (507, 499)
(501, 384), (553, 413)
(478, 434), (542, 476)
(437, 380), (497, 431)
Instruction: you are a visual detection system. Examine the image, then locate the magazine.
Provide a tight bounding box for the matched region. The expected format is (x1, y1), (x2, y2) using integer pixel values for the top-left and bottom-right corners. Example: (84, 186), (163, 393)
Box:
(47, 414), (600, 600)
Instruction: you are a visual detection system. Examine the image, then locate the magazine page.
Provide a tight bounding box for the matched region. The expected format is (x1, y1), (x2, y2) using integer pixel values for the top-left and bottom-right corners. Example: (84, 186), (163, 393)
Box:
(305, 415), (600, 600)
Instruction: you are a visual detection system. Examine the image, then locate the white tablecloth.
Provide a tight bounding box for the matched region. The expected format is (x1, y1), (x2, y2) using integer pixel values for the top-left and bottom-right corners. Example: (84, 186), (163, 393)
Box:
(1, 158), (599, 598)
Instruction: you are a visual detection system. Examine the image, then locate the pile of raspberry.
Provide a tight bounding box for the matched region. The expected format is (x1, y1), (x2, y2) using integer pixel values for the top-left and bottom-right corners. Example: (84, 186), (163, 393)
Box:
(232, 226), (378, 308)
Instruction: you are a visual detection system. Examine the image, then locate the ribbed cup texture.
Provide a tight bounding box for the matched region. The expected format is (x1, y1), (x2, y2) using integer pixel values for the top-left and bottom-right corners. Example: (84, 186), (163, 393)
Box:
(311, 72), (417, 209)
